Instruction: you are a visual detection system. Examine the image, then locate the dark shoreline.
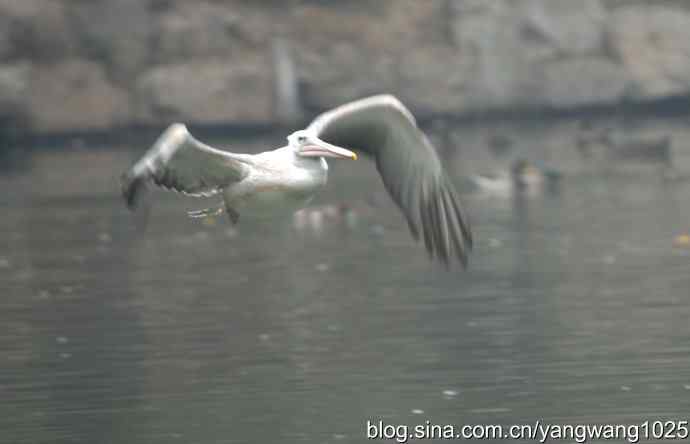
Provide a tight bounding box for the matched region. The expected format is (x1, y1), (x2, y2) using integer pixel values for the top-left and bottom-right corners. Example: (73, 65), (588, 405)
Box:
(4, 92), (690, 151)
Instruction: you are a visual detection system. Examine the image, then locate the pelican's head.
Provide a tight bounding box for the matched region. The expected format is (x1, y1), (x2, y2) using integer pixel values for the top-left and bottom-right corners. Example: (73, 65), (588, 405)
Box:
(288, 130), (357, 160)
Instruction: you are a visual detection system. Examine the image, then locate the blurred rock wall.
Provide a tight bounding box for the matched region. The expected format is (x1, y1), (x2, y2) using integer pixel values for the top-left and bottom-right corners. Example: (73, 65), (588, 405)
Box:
(2, 0), (690, 133)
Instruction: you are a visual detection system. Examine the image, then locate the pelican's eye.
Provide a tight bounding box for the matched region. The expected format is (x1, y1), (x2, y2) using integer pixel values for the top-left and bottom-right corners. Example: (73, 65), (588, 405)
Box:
(297, 135), (307, 143)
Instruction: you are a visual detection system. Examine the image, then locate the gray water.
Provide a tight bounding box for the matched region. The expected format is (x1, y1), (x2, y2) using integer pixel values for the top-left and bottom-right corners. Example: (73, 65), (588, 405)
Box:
(1, 128), (690, 444)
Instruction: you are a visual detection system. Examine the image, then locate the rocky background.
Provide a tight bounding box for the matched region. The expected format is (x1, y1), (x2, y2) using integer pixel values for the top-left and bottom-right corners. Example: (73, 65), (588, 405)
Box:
(2, 0), (690, 134)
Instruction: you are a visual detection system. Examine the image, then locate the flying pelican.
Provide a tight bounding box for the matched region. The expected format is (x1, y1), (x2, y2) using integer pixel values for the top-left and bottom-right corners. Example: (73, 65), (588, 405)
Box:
(121, 95), (473, 266)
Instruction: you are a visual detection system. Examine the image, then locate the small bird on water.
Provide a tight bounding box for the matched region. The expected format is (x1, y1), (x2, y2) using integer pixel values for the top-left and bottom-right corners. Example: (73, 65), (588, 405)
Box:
(121, 95), (473, 266)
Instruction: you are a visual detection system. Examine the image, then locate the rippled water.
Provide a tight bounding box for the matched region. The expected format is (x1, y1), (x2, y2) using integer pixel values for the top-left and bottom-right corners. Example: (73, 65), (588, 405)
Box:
(1, 126), (690, 444)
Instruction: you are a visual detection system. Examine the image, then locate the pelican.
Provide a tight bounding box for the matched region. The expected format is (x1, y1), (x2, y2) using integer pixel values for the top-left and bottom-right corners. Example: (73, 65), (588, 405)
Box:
(121, 95), (473, 266)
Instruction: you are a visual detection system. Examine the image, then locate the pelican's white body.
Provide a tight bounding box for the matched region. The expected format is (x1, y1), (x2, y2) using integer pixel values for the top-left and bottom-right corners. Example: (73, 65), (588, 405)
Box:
(223, 147), (328, 216)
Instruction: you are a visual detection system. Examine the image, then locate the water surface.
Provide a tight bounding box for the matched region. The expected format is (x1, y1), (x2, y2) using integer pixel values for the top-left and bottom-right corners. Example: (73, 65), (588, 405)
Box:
(1, 128), (690, 443)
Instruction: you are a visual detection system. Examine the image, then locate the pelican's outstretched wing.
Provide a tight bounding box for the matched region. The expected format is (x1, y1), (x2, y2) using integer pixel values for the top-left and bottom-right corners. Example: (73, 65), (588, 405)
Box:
(121, 124), (250, 209)
(308, 95), (473, 266)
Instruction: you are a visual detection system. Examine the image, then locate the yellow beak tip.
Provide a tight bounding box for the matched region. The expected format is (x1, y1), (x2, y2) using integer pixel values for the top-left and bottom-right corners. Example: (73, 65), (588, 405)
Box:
(352, 153), (358, 160)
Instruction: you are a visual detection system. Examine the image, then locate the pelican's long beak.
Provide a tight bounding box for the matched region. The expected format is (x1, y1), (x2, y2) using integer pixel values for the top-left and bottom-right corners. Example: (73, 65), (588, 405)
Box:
(300, 137), (358, 160)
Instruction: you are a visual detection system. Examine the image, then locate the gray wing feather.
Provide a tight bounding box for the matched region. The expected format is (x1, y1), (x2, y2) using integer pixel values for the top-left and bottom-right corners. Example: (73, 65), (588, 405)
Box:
(121, 123), (249, 209)
(308, 95), (473, 266)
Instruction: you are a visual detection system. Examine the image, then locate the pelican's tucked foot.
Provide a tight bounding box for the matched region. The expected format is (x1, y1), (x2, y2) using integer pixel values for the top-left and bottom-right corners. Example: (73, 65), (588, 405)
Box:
(187, 207), (224, 219)
(226, 207), (240, 225)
